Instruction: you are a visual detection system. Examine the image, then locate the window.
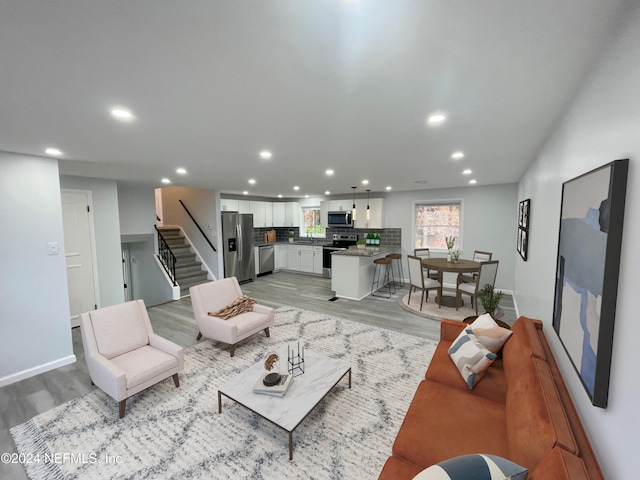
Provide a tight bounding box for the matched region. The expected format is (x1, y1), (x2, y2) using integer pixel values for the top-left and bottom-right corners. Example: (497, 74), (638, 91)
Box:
(415, 200), (461, 249)
(302, 207), (326, 237)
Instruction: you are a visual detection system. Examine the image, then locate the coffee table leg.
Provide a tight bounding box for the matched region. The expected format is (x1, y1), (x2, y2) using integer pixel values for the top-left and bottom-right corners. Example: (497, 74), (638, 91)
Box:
(218, 391), (222, 414)
(289, 431), (293, 460)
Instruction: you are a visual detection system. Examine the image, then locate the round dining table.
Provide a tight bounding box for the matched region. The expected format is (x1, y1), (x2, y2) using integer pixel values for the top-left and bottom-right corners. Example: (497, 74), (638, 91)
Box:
(420, 257), (480, 307)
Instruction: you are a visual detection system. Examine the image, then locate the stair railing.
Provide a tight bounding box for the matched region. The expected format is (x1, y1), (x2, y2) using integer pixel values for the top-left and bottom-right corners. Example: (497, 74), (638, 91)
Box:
(155, 225), (178, 286)
(179, 199), (217, 252)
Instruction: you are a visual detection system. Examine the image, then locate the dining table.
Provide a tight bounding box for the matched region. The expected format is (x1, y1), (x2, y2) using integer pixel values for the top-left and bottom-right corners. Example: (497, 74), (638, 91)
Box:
(420, 257), (480, 307)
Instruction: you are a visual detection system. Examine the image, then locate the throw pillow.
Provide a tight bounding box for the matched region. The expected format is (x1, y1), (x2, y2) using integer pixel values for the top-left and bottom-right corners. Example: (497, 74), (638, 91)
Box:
(448, 327), (497, 389)
(209, 295), (256, 320)
(413, 454), (528, 480)
(470, 314), (513, 353)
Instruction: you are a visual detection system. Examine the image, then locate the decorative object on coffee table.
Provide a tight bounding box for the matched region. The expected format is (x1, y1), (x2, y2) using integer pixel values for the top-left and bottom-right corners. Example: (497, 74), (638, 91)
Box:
(263, 352), (282, 385)
(288, 342), (305, 377)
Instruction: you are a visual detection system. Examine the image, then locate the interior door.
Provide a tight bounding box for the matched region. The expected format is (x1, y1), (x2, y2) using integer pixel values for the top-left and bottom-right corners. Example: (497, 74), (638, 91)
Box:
(61, 190), (98, 328)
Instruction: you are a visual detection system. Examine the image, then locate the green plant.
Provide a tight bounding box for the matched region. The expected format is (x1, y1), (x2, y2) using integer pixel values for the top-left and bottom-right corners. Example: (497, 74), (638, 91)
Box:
(445, 236), (456, 250)
(288, 231), (295, 238)
(356, 239), (366, 245)
(479, 284), (504, 317)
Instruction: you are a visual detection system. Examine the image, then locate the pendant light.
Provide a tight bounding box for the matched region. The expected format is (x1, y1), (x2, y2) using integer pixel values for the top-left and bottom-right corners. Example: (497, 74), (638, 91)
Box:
(351, 186), (357, 222)
(366, 189), (371, 221)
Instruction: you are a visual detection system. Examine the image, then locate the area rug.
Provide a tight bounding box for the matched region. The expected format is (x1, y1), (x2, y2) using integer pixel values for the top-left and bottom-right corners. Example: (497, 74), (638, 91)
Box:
(11, 306), (437, 480)
(398, 291), (479, 321)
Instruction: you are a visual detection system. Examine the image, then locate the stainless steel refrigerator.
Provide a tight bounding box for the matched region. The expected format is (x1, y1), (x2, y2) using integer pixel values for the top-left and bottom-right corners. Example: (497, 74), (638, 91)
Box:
(221, 212), (255, 283)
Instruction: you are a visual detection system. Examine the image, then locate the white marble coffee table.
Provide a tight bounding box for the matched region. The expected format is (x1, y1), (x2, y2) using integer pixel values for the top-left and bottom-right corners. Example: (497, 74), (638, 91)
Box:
(218, 347), (351, 460)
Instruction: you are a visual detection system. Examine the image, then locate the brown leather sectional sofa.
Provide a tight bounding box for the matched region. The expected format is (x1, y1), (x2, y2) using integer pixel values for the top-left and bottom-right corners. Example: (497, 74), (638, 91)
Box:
(379, 317), (604, 479)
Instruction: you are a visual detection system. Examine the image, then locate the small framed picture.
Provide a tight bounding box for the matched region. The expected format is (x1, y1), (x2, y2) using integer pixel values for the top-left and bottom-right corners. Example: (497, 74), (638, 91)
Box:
(517, 199), (530, 261)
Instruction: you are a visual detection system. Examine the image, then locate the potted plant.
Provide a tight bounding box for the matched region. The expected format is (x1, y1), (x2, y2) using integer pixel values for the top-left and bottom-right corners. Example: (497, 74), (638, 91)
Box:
(445, 236), (456, 261)
(356, 239), (366, 250)
(479, 284), (504, 320)
(288, 231), (295, 243)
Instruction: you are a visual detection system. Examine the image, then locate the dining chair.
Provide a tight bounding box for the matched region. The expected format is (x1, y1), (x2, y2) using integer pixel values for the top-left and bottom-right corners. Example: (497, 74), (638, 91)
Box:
(413, 247), (439, 281)
(456, 260), (499, 314)
(407, 255), (442, 311)
(458, 250), (493, 285)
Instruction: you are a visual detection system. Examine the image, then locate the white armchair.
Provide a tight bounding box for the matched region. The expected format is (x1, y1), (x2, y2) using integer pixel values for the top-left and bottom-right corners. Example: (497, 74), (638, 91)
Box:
(79, 299), (184, 418)
(190, 278), (274, 357)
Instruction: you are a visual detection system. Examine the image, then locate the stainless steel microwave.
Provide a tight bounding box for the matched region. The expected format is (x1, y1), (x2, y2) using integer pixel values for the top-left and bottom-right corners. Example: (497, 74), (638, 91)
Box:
(327, 211), (353, 227)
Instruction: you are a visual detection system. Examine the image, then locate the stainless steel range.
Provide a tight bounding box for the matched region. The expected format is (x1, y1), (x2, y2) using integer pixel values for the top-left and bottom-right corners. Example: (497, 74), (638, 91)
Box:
(322, 233), (358, 278)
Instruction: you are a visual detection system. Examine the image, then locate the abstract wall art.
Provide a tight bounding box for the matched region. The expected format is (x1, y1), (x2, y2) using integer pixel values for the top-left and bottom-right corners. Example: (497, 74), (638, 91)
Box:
(552, 159), (628, 408)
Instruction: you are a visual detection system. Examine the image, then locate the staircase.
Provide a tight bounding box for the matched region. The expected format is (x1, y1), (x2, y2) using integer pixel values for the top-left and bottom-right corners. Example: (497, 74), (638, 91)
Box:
(157, 227), (209, 296)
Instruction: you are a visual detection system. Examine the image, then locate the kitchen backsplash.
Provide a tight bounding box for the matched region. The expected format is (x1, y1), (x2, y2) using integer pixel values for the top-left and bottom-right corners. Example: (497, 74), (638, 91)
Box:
(254, 226), (401, 245)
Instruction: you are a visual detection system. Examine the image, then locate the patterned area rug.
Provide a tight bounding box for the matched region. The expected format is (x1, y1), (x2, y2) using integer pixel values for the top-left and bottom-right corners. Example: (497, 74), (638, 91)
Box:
(11, 307), (437, 479)
(398, 291), (479, 322)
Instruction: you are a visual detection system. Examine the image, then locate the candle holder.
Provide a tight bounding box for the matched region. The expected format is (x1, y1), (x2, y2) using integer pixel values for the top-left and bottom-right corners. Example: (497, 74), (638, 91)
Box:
(288, 342), (305, 377)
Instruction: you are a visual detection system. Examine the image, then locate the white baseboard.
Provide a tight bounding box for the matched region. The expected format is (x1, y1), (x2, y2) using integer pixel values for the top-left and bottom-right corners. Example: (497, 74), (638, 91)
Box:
(0, 354), (76, 388)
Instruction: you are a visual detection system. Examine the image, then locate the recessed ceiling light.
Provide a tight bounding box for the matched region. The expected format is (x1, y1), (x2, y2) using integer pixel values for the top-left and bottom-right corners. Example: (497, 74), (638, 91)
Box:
(305, 195), (309, 198)
(259, 150), (272, 159)
(111, 107), (134, 121)
(469, 179), (477, 185)
(45, 147), (62, 156)
(325, 169), (334, 176)
(278, 194), (283, 198)
(243, 191), (249, 195)
(161, 178), (171, 184)
(248, 179), (256, 185)
(176, 168), (187, 175)
(362, 179), (369, 185)
(386, 186), (392, 191)
(427, 113), (447, 126)
(462, 169), (472, 175)
(325, 191), (331, 195)
(293, 186), (300, 191)
(451, 151), (465, 160)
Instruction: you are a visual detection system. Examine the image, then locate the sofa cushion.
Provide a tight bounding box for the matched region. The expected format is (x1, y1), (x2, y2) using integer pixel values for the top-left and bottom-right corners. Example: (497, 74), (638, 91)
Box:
(529, 447), (589, 480)
(425, 341), (507, 404)
(413, 454), (527, 480)
(110, 345), (179, 389)
(469, 314), (513, 353)
(392, 380), (509, 469)
(448, 328), (497, 389)
(506, 357), (577, 470)
(89, 301), (149, 360)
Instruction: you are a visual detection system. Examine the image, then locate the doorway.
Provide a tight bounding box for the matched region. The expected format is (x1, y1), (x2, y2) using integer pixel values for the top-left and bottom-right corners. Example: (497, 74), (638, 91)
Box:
(61, 190), (99, 327)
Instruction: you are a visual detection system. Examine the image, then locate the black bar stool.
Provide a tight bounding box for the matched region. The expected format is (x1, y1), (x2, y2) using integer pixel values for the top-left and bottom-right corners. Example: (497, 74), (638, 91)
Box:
(371, 257), (395, 298)
(386, 253), (405, 289)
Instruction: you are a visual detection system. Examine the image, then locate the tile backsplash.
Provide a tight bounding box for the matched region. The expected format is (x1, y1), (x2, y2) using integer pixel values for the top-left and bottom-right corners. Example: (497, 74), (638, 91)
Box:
(254, 226), (401, 245)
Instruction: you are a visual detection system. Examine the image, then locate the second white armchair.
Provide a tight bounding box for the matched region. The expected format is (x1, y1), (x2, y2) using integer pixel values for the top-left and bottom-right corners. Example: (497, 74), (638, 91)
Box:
(190, 278), (274, 357)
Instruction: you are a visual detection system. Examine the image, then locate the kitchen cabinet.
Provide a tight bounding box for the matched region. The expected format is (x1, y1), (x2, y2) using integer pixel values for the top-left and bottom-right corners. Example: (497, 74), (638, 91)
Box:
(272, 203), (286, 227)
(284, 201), (300, 227)
(221, 199), (239, 212)
(300, 246), (314, 273)
(287, 245), (301, 271)
(254, 247), (260, 276)
(250, 201), (273, 228)
(238, 200), (251, 214)
(313, 246), (323, 274)
(354, 198), (384, 229)
(329, 200), (352, 212)
(275, 244), (288, 270)
(319, 201), (329, 228)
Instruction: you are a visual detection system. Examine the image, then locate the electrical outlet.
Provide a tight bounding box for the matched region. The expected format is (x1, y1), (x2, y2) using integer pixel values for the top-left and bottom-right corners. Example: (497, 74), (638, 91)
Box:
(48, 242), (59, 255)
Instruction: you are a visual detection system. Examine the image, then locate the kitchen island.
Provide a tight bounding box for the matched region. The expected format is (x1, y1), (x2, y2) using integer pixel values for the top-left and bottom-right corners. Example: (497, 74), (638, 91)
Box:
(331, 246), (400, 300)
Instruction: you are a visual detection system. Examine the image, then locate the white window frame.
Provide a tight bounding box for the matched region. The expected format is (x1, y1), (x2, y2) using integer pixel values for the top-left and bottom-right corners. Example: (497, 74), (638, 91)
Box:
(413, 199), (464, 253)
(300, 206), (326, 238)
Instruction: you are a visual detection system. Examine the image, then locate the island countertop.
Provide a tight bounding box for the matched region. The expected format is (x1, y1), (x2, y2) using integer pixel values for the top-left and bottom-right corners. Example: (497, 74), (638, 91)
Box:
(332, 245), (399, 257)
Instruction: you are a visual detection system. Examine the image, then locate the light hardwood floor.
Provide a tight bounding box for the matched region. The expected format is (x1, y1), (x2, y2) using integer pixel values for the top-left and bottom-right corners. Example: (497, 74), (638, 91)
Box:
(0, 271), (516, 479)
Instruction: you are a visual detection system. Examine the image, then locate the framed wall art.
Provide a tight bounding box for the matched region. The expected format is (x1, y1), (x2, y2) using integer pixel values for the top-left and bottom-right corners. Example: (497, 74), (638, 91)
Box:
(552, 159), (628, 408)
(517, 199), (530, 261)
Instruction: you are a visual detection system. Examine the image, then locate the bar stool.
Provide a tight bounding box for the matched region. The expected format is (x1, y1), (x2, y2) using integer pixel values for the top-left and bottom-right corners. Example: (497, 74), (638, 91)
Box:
(386, 253), (405, 289)
(371, 257), (395, 298)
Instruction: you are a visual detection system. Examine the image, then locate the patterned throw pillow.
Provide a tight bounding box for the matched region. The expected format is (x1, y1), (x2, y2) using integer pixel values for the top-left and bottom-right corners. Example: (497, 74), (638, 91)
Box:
(448, 328), (497, 389)
(470, 314), (513, 353)
(209, 295), (256, 320)
(413, 454), (528, 480)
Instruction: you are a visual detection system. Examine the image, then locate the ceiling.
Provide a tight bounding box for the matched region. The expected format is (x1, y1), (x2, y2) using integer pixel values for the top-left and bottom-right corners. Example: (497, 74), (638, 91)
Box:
(0, 1), (633, 198)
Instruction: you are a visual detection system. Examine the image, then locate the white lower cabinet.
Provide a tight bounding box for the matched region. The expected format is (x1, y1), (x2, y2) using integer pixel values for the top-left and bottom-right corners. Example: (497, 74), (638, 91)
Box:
(300, 247), (314, 273)
(275, 244), (288, 270)
(313, 246), (323, 274)
(274, 244), (323, 275)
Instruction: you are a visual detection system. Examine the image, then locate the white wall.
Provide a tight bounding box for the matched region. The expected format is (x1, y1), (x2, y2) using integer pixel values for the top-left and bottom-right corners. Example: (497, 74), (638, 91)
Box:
(385, 184), (518, 291)
(0, 153), (75, 386)
(158, 186), (220, 279)
(515, 5), (640, 477)
(117, 182), (157, 235)
(59, 175), (124, 307)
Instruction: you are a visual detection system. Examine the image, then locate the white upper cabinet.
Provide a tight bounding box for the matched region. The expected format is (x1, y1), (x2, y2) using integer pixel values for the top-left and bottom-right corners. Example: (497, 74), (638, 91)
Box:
(220, 199), (239, 212)
(284, 201), (300, 227)
(272, 202), (286, 227)
(329, 199), (352, 212)
(320, 201), (329, 228)
(354, 198), (384, 229)
(238, 200), (251, 214)
(250, 201), (268, 228)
